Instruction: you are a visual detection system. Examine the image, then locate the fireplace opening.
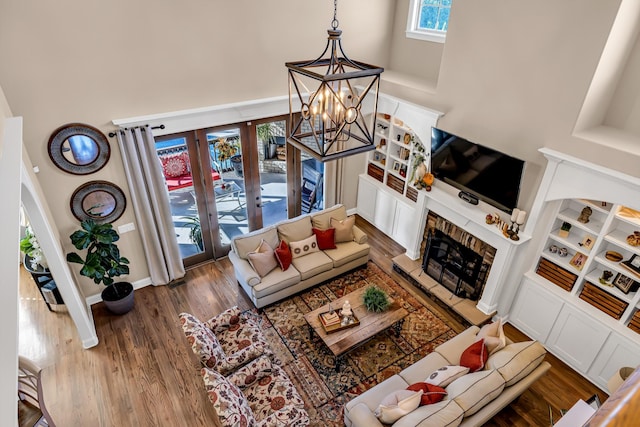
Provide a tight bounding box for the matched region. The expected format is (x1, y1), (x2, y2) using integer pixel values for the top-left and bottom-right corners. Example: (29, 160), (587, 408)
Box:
(423, 229), (489, 300)
(420, 211), (496, 301)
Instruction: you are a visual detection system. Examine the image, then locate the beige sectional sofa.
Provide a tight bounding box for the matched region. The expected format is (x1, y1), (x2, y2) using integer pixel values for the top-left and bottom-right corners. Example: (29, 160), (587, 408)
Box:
(344, 326), (551, 427)
(229, 204), (370, 308)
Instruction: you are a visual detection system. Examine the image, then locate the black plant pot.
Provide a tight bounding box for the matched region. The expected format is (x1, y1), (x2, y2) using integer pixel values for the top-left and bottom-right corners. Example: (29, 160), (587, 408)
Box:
(101, 282), (134, 315)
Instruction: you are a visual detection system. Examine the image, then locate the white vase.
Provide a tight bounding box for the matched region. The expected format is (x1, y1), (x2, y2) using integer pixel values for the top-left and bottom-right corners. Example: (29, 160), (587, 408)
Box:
(415, 162), (427, 181)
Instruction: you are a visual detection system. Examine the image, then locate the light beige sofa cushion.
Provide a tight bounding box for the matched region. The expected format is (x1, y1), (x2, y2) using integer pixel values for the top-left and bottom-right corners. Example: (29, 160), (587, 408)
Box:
(393, 399), (464, 427)
(323, 241), (370, 268)
(277, 216), (313, 244)
(252, 267), (301, 299)
(233, 226), (279, 260)
(446, 369), (505, 416)
(311, 204), (347, 229)
(485, 341), (547, 386)
(291, 250), (333, 281)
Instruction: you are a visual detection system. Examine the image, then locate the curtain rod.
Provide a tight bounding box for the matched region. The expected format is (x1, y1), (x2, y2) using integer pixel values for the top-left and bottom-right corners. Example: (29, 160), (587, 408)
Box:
(108, 124), (165, 138)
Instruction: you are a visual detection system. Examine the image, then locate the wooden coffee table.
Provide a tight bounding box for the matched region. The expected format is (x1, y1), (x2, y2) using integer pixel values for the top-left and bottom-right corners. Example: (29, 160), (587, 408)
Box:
(304, 286), (408, 370)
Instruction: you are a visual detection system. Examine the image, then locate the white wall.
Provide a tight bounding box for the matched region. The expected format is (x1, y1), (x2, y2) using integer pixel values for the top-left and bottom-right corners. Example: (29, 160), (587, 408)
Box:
(0, 100), (21, 426)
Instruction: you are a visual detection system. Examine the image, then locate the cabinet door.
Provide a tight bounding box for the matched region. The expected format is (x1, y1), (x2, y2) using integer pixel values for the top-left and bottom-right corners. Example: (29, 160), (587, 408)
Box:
(547, 304), (611, 373)
(509, 277), (564, 342)
(588, 332), (640, 391)
(374, 190), (396, 236)
(357, 176), (378, 223)
(392, 199), (415, 249)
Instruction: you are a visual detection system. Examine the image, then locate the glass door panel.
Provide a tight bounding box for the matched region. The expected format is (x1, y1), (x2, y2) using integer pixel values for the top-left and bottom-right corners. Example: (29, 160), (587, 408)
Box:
(256, 119), (288, 227)
(155, 133), (213, 266)
(204, 127), (249, 247)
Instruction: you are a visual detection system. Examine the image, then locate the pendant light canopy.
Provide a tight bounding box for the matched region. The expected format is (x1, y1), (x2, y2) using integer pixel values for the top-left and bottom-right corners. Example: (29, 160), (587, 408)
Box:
(286, 0), (384, 162)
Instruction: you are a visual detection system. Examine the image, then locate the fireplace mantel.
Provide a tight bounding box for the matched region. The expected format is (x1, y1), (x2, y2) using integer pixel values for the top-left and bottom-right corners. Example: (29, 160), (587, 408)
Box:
(414, 183), (531, 315)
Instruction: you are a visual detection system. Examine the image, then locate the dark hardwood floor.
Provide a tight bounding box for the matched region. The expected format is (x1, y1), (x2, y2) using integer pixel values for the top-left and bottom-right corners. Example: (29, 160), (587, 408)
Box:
(18, 215), (606, 426)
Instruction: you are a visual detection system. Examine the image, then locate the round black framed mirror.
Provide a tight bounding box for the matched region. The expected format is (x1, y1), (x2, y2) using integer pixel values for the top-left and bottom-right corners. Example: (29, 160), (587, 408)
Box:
(48, 123), (110, 175)
(70, 181), (126, 223)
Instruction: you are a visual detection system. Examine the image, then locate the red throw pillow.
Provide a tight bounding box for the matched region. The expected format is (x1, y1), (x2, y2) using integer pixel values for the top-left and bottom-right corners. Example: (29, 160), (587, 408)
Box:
(406, 382), (447, 406)
(312, 227), (337, 250)
(460, 338), (488, 373)
(274, 240), (292, 271)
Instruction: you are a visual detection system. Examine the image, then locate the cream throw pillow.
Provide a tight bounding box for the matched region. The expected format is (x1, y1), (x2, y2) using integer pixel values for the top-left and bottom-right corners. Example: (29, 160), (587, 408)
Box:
(289, 235), (319, 259)
(331, 216), (355, 243)
(375, 389), (423, 424)
(476, 320), (506, 355)
(247, 239), (278, 277)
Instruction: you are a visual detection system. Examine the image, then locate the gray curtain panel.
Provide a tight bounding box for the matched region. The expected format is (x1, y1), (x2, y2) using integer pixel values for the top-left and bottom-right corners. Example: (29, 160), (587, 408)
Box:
(116, 126), (185, 285)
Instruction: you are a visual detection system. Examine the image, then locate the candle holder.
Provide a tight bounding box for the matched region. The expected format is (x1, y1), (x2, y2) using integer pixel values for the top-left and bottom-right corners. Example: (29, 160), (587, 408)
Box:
(510, 210), (527, 241)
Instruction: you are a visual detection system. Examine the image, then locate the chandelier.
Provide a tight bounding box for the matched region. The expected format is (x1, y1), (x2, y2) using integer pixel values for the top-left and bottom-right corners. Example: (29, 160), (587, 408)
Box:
(286, 0), (384, 161)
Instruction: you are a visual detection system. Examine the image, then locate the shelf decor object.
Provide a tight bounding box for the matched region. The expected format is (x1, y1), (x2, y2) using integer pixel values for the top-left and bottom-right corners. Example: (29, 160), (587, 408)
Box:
(285, 0), (383, 161)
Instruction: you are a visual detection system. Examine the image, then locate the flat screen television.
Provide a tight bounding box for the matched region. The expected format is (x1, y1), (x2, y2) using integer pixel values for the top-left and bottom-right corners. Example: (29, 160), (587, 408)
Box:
(430, 127), (525, 213)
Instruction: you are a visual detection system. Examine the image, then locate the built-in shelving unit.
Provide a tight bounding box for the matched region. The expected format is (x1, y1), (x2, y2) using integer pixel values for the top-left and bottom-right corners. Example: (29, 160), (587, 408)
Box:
(509, 148), (640, 392)
(535, 199), (640, 324)
(367, 113), (420, 197)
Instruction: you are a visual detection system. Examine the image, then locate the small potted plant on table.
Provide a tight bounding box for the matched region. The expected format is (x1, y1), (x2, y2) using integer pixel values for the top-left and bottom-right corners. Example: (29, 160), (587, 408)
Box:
(363, 286), (390, 313)
(66, 219), (133, 314)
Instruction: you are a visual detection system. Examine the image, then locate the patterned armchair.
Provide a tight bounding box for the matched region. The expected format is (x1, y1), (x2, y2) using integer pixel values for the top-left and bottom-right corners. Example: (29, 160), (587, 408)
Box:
(201, 355), (309, 426)
(179, 307), (270, 375)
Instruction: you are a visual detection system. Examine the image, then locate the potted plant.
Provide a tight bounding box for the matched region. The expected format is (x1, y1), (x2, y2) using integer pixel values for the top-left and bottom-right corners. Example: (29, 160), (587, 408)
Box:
(362, 286), (390, 313)
(559, 221), (572, 238)
(20, 226), (48, 271)
(182, 215), (203, 250)
(257, 123), (277, 159)
(66, 219), (133, 314)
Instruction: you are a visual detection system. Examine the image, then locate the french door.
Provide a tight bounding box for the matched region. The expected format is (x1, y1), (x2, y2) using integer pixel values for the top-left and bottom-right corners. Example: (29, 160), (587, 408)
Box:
(154, 115), (291, 267)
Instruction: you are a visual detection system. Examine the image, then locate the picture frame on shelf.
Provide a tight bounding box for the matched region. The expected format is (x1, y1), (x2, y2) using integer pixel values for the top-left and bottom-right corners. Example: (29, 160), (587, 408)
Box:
(579, 235), (595, 250)
(373, 152), (382, 162)
(392, 161), (400, 172)
(621, 254), (640, 279)
(569, 252), (587, 270)
(613, 273), (638, 294)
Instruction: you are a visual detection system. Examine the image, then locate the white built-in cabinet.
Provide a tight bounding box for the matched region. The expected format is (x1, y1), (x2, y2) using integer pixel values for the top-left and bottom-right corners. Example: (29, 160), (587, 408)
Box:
(509, 148), (640, 391)
(357, 175), (418, 251)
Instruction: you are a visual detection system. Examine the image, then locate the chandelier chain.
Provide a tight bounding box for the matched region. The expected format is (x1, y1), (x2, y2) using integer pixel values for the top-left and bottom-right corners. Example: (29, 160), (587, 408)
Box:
(332, 0), (339, 30)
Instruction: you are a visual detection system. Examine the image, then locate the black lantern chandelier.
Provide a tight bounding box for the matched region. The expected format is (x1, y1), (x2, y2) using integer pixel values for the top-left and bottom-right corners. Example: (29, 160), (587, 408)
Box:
(286, 0), (384, 162)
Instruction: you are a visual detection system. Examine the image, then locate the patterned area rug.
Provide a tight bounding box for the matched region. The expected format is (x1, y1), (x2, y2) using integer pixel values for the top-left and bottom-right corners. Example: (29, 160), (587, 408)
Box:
(249, 262), (457, 426)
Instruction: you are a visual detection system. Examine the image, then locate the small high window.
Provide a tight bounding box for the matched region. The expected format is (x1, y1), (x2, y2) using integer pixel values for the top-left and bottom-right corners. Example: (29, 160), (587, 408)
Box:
(406, 0), (451, 43)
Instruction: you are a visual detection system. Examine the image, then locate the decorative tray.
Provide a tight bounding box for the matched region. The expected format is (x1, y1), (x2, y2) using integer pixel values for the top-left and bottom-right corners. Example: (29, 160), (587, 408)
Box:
(318, 310), (360, 334)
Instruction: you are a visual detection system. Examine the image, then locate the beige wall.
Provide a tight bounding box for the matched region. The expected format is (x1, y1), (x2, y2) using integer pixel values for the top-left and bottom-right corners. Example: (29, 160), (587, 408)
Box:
(2, 0), (640, 296)
(0, 0), (393, 296)
(382, 0), (640, 211)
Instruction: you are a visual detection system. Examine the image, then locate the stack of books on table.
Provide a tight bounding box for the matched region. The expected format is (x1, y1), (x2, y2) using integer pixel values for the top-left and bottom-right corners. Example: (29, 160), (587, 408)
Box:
(320, 311), (341, 327)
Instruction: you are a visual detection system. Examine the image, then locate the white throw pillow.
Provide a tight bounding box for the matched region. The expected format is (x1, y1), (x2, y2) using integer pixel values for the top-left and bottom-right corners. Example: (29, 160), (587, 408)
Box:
(424, 365), (470, 387)
(289, 235), (319, 259)
(375, 389), (423, 424)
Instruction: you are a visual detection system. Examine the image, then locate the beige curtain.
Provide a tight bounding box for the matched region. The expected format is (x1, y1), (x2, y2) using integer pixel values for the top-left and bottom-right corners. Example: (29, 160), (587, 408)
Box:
(116, 126), (185, 285)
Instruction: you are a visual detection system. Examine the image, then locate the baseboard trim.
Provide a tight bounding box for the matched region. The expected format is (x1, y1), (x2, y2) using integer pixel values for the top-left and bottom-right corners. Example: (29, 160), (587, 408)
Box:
(85, 277), (153, 306)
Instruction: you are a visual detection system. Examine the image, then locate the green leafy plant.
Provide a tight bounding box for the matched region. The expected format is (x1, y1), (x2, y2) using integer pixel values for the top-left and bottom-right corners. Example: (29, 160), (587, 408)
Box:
(362, 286), (390, 313)
(561, 222), (572, 231)
(182, 215), (203, 250)
(66, 220), (130, 290)
(20, 226), (47, 269)
(256, 123), (276, 144)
